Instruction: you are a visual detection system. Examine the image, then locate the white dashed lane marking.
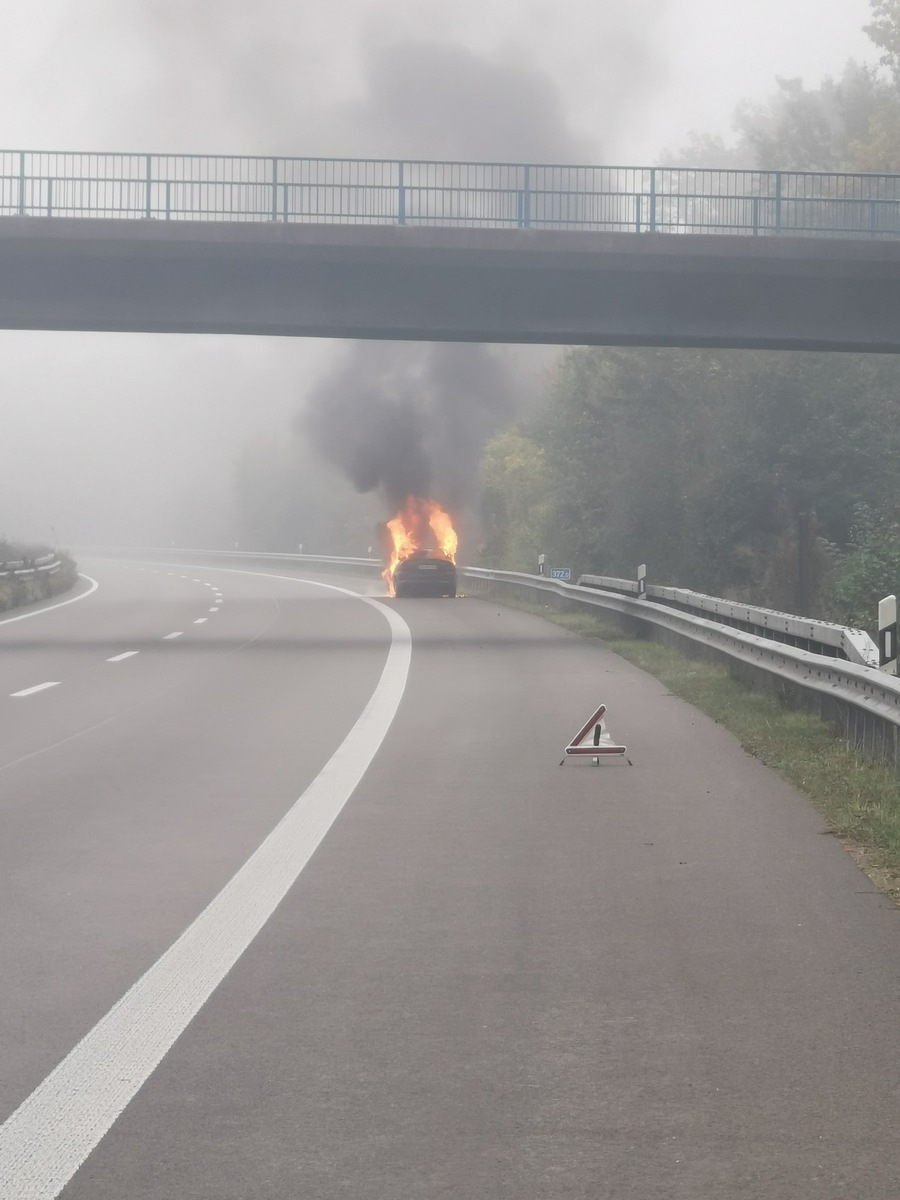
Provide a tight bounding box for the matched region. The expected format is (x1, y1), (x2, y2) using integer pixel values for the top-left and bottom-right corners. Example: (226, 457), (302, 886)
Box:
(10, 682), (60, 697)
(107, 652), (139, 663)
(209, 607), (219, 613)
(193, 618), (207, 625)
(0, 581), (412, 1200)
(162, 632), (183, 640)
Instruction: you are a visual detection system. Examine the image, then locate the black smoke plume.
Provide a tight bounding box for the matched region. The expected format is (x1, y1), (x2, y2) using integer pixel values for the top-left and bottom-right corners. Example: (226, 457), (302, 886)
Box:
(301, 342), (516, 515)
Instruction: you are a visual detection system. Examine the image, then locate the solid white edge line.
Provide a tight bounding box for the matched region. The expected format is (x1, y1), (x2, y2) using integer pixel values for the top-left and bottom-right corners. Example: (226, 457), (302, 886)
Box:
(0, 573), (411, 1200)
(0, 575), (99, 626)
(10, 682), (61, 698)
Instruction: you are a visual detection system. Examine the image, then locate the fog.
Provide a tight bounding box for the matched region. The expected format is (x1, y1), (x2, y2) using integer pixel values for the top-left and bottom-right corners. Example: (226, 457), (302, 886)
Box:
(0, 0), (877, 550)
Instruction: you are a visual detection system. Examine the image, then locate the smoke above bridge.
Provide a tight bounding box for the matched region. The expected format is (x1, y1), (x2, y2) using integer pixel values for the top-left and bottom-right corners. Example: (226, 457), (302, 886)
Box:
(101, 2), (669, 161)
(295, 25), (598, 530)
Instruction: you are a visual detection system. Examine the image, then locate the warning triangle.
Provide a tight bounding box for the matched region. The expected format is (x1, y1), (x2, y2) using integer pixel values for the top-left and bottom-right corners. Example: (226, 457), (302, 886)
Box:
(560, 703), (626, 763)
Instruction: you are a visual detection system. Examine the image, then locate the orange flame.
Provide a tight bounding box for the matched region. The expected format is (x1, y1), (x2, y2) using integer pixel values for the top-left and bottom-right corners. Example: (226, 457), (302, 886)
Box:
(381, 496), (458, 596)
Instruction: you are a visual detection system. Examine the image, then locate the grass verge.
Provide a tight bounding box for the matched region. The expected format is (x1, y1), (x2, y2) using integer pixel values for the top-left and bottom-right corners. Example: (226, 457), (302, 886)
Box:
(494, 596), (900, 904)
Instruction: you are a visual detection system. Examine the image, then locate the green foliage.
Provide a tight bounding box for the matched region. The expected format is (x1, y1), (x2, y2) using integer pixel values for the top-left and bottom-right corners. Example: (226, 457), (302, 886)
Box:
(476, 429), (550, 569)
(822, 505), (900, 632)
(478, 347), (900, 612)
(734, 64), (884, 170)
(695, 6), (900, 173)
(865, 0), (900, 82)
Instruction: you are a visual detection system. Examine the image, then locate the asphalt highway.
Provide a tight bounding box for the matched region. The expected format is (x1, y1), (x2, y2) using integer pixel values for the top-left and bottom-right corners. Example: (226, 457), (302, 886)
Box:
(0, 558), (898, 1199)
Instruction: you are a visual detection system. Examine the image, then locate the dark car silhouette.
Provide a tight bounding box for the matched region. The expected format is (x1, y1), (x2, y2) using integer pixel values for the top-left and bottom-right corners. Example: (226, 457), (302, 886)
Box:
(393, 549), (457, 598)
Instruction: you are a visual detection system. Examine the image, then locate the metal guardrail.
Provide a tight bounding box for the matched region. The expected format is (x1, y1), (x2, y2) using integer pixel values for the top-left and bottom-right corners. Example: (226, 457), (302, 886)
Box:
(462, 566), (900, 769)
(4, 151), (900, 238)
(0, 552), (60, 579)
(578, 573), (879, 667)
(78, 547), (900, 767)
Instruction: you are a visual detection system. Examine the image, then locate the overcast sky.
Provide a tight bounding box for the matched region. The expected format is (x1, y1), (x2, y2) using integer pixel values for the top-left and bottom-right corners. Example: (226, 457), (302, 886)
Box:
(0, 0), (881, 547)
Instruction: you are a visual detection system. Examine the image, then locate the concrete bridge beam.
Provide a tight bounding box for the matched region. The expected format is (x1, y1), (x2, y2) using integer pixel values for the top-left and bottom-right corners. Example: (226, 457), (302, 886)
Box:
(0, 217), (899, 351)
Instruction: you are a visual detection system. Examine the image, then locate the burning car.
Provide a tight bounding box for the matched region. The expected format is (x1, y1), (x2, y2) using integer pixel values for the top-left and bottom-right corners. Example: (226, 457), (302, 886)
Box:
(381, 496), (458, 598)
(392, 548), (457, 598)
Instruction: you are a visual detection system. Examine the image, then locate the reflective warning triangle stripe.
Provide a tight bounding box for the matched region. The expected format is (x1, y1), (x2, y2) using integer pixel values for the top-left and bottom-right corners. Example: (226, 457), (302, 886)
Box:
(563, 703), (626, 757)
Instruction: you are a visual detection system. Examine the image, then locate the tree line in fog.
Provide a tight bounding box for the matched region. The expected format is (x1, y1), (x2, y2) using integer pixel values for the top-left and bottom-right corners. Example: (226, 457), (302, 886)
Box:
(478, 2), (900, 630)
(478, 348), (900, 629)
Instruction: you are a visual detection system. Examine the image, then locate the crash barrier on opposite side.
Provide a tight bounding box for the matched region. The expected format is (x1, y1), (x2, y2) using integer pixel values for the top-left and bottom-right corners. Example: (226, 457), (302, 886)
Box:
(0, 551), (61, 579)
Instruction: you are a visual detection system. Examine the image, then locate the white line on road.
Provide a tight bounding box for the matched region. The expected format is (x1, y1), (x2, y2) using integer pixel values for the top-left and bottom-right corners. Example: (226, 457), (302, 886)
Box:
(209, 607), (219, 612)
(162, 632), (183, 640)
(0, 575), (99, 627)
(0, 580), (411, 1200)
(106, 652), (139, 662)
(10, 682), (60, 697)
(193, 617), (207, 624)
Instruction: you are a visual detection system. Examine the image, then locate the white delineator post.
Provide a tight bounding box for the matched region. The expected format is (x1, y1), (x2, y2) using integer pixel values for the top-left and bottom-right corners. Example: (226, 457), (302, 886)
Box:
(878, 594), (898, 674)
(637, 563), (647, 597)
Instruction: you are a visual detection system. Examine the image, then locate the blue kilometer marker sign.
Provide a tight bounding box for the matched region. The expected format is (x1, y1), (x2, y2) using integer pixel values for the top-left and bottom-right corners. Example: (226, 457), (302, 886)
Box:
(550, 568), (571, 580)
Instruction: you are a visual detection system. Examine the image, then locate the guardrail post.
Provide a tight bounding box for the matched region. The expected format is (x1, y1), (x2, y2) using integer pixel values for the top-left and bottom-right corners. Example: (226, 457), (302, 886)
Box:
(879, 595), (898, 674)
(145, 155), (152, 219)
(165, 179), (171, 220)
(271, 158), (278, 222)
(751, 195), (760, 235)
(518, 165), (531, 228)
(46, 177), (53, 218)
(18, 150), (25, 215)
(774, 171), (783, 232)
(648, 169), (657, 232)
(796, 511), (812, 613)
(397, 161), (406, 225)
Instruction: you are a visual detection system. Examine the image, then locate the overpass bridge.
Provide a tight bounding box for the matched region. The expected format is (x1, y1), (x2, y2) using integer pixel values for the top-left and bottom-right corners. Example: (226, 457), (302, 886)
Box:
(3, 149), (900, 351)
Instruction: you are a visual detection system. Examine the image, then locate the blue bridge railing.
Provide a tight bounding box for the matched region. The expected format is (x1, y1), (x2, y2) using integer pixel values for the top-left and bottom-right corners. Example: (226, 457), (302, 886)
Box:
(3, 150), (900, 238)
